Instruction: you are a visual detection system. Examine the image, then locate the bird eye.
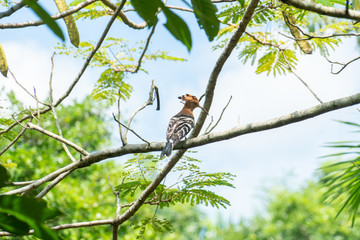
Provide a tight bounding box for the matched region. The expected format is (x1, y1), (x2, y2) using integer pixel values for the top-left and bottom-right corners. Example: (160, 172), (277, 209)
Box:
(178, 96), (182, 99)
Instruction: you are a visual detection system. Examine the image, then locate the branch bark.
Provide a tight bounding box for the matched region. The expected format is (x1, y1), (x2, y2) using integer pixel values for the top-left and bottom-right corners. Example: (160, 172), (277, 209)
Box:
(191, 0), (260, 137)
(281, 0), (360, 21)
(0, 0), (26, 19)
(27, 122), (89, 156)
(0, 0), (97, 29)
(4, 91), (360, 197)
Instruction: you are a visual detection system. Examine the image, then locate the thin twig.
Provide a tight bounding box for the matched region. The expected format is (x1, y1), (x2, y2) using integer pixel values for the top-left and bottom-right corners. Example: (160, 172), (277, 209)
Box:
(0, 0), (125, 136)
(27, 122), (89, 156)
(35, 170), (74, 198)
(326, 56), (360, 74)
(6, 180), (36, 187)
(100, 0), (147, 29)
(49, 53), (76, 162)
(117, 90), (126, 146)
(205, 96), (232, 134)
(280, 51), (323, 104)
(0, 122), (29, 156)
(279, 31), (360, 41)
(11, 114), (28, 129)
(33, 87), (41, 124)
(132, 21), (158, 73)
(352, 161), (360, 170)
(108, 176), (124, 240)
(8, 69), (49, 107)
(122, 80), (157, 143)
(112, 113), (150, 145)
(54, 0), (127, 107)
(0, 0), (97, 28)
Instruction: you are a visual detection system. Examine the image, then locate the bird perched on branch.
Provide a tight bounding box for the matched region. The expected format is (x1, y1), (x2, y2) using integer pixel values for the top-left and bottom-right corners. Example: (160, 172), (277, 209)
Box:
(160, 94), (207, 158)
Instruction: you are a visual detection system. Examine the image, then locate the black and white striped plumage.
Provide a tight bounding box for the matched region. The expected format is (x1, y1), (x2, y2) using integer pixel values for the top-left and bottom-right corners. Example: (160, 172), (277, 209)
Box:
(160, 94), (201, 158)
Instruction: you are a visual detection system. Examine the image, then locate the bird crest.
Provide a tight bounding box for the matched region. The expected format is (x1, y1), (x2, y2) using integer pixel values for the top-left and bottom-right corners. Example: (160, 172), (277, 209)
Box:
(178, 94), (209, 115)
(178, 94), (199, 104)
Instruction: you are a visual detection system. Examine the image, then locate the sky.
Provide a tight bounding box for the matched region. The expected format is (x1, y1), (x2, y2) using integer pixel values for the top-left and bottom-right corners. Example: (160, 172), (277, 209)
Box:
(1, 0), (360, 223)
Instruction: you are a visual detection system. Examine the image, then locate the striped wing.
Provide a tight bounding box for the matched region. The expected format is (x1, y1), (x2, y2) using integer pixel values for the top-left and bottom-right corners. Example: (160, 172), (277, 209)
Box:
(166, 114), (194, 144)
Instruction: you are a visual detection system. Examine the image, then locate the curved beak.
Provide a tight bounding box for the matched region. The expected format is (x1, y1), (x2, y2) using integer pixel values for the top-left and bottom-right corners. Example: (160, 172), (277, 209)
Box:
(198, 104), (209, 115)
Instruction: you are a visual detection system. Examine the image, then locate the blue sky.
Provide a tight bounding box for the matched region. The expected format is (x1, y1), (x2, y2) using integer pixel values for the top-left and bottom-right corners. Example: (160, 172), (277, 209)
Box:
(1, 1), (360, 222)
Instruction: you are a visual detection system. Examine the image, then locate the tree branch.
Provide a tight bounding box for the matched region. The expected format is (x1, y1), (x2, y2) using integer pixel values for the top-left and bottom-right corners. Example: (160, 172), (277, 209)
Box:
(5, 87), (359, 197)
(191, 0), (260, 137)
(0, 0), (97, 29)
(205, 96), (232, 134)
(326, 56), (360, 74)
(27, 122), (89, 156)
(122, 80), (158, 144)
(34, 170), (74, 198)
(54, 0), (127, 107)
(0, 0), (26, 19)
(281, 0), (360, 21)
(112, 113), (150, 145)
(49, 53), (76, 162)
(280, 51), (323, 103)
(101, 0), (147, 29)
(0, 122), (29, 156)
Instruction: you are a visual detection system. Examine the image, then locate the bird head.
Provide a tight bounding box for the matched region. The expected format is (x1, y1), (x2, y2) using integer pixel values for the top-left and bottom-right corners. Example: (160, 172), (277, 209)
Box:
(178, 94), (209, 114)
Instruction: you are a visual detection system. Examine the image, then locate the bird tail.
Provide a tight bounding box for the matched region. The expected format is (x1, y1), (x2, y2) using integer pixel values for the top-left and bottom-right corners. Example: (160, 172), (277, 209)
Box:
(160, 141), (173, 158)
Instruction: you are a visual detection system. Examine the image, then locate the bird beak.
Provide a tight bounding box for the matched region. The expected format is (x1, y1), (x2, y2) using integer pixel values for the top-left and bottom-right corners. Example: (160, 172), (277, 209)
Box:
(198, 105), (209, 115)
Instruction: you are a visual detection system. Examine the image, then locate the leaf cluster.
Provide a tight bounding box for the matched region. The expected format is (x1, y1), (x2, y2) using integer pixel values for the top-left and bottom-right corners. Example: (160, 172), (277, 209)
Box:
(320, 121), (360, 226)
(0, 165), (62, 240)
(55, 37), (185, 105)
(113, 153), (235, 238)
(130, 0), (220, 51)
(215, 0), (354, 77)
(117, 154), (235, 209)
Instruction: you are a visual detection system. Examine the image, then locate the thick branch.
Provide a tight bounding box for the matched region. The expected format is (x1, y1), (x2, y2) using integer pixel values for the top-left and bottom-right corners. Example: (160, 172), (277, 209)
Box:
(0, 0), (97, 29)
(191, 0), (260, 137)
(4, 91), (360, 197)
(281, 0), (360, 21)
(0, 0), (26, 19)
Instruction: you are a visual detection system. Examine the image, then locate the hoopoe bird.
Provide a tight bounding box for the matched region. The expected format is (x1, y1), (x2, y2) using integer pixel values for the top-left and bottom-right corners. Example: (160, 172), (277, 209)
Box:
(160, 94), (207, 158)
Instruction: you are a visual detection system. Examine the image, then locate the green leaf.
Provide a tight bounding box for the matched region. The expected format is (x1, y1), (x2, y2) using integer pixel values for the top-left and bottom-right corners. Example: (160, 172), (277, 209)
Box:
(191, 0), (219, 41)
(0, 44), (8, 78)
(237, 0), (245, 8)
(0, 196), (62, 239)
(315, 0), (333, 6)
(91, 68), (132, 105)
(0, 164), (9, 188)
(0, 212), (30, 235)
(23, 0), (65, 41)
(130, 0), (162, 27)
(54, 0), (80, 47)
(162, 7), (192, 51)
